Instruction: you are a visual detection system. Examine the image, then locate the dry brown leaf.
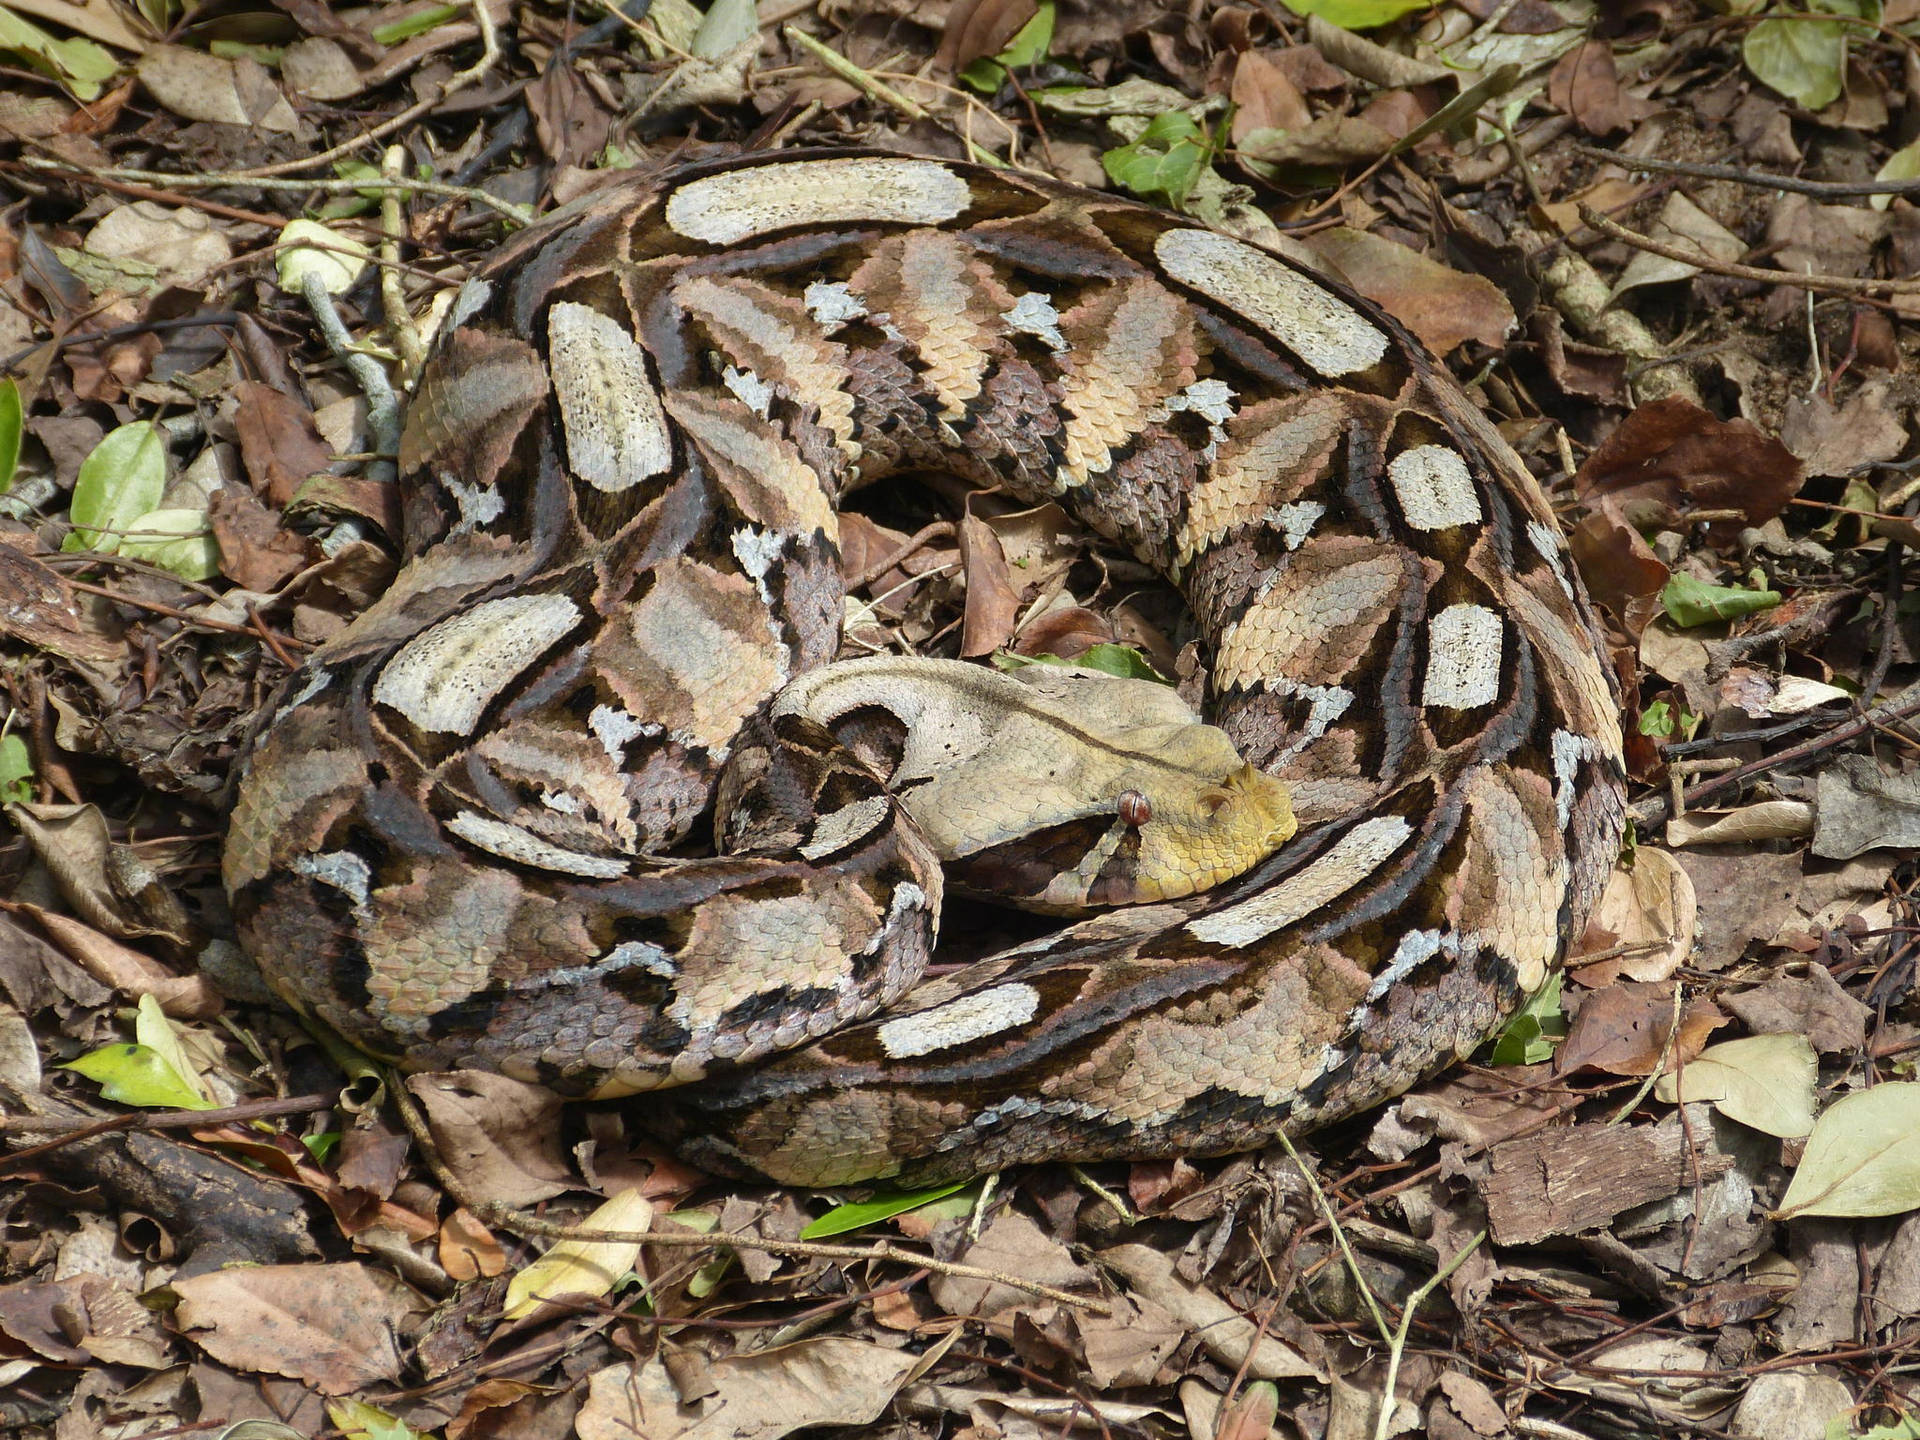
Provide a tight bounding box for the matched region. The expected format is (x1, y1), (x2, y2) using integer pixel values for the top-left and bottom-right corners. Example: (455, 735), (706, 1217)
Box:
(1547, 35), (1653, 136)
(578, 1340), (918, 1440)
(1574, 397), (1804, 546)
(169, 1263), (427, 1394)
(1666, 800), (1815, 848)
(1309, 226), (1516, 356)
(1813, 755), (1920, 859)
(438, 1207), (507, 1282)
(929, 1210), (1093, 1317)
(936, 0), (1039, 73)
(407, 1070), (573, 1208)
(1558, 981), (1726, 1078)
(1229, 49), (1310, 140)
(136, 46), (302, 133)
(232, 382), (335, 509)
(209, 486), (312, 592)
(1568, 496), (1670, 638)
(1569, 848), (1697, 987)
(957, 508), (1022, 657)
(1099, 1244), (1325, 1380)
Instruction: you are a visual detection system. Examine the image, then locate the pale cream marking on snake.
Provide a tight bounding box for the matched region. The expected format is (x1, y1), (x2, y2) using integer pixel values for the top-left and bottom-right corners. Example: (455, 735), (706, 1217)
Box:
(804, 280), (866, 330)
(444, 276), (494, 332)
(1005, 291), (1067, 351)
(1152, 228), (1390, 378)
(547, 301), (673, 491)
(1185, 814), (1415, 946)
(588, 703), (655, 760)
(721, 365), (776, 418)
(371, 593), (582, 734)
(445, 811), (632, 878)
(442, 478), (505, 532)
(877, 983), (1044, 1059)
(1421, 604), (1505, 710)
(292, 851), (372, 909)
(663, 158), (973, 245)
(1387, 445), (1481, 531)
(1529, 518), (1580, 601)
(800, 795), (894, 860)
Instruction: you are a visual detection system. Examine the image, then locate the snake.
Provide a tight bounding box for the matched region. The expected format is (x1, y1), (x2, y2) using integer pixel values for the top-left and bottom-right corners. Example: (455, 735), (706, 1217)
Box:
(222, 151), (1627, 1187)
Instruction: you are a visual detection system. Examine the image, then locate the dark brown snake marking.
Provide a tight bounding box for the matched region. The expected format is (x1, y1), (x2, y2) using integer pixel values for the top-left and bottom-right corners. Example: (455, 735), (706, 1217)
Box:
(223, 153), (1627, 1186)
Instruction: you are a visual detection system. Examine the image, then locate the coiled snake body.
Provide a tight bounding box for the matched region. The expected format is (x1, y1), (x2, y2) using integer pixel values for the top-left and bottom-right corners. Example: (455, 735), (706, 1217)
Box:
(224, 153), (1627, 1186)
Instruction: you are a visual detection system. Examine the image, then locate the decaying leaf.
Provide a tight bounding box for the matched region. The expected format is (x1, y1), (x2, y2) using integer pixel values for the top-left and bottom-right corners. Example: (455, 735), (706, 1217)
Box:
(169, 1263), (427, 1394)
(578, 1339), (919, 1440)
(1813, 755), (1920, 860)
(504, 1188), (651, 1322)
(1654, 1033), (1818, 1138)
(1777, 1084), (1920, 1220)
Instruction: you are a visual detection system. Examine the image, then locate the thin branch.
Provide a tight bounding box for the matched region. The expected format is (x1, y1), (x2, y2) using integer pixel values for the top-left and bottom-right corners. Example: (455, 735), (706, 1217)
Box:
(225, 0), (503, 180)
(1574, 143), (1920, 198)
(1581, 205), (1920, 298)
(18, 160), (533, 225)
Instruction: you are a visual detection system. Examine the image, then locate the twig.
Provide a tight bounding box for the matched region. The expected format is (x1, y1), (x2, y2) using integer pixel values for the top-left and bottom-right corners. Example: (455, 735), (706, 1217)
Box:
(1581, 205), (1920, 298)
(0, 1091), (338, 1135)
(60, 577), (314, 650)
(380, 146), (428, 378)
(1372, 1229), (1487, 1440)
(385, 1077), (1108, 1313)
(225, 0), (503, 181)
(18, 160), (533, 225)
(1573, 143), (1920, 199)
(784, 27), (1001, 168)
(1276, 1129), (1392, 1345)
(847, 521), (956, 591)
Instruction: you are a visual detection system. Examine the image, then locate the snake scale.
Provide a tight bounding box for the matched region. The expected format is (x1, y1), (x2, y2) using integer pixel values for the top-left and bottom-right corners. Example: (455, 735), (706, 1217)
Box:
(223, 152), (1627, 1187)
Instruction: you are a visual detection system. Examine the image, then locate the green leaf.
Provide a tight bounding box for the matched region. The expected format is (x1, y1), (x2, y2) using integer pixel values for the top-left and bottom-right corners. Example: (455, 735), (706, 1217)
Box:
(1659, 572), (1782, 628)
(1102, 111), (1219, 208)
(0, 6), (118, 100)
(1654, 1033), (1818, 1138)
(960, 1), (1055, 92)
(65, 421), (168, 554)
(0, 376), (20, 494)
(993, 643), (1171, 683)
(133, 993), (214, 1104)
(369, 3), (464, 45)
(64, 1043), (217, 1110)
(277, 218), (373, 296)
(1488, 972), (1565, 1066)
(1743, 14), (1848, 110)
(1838, 1413), (1920, 1440)
(0, 732), (33, 804)
(328, 1399), (429, 1440)
(1639, 699), (1675, 738)
(1776, 1082), (1920, 1219)
(1872, 135), (1920, 210)
(116, 507), (221, 581)
(1274, 0), (1436, 28)
(800, 1181), (973, 1239)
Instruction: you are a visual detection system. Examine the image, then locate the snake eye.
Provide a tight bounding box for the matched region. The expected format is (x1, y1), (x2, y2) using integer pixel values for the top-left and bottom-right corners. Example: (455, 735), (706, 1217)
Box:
(1117, 790), (1152, 828)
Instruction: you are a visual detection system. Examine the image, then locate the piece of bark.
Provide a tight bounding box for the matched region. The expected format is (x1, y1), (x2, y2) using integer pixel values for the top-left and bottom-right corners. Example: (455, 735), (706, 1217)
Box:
(1476, 1112), (1734, 1245)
